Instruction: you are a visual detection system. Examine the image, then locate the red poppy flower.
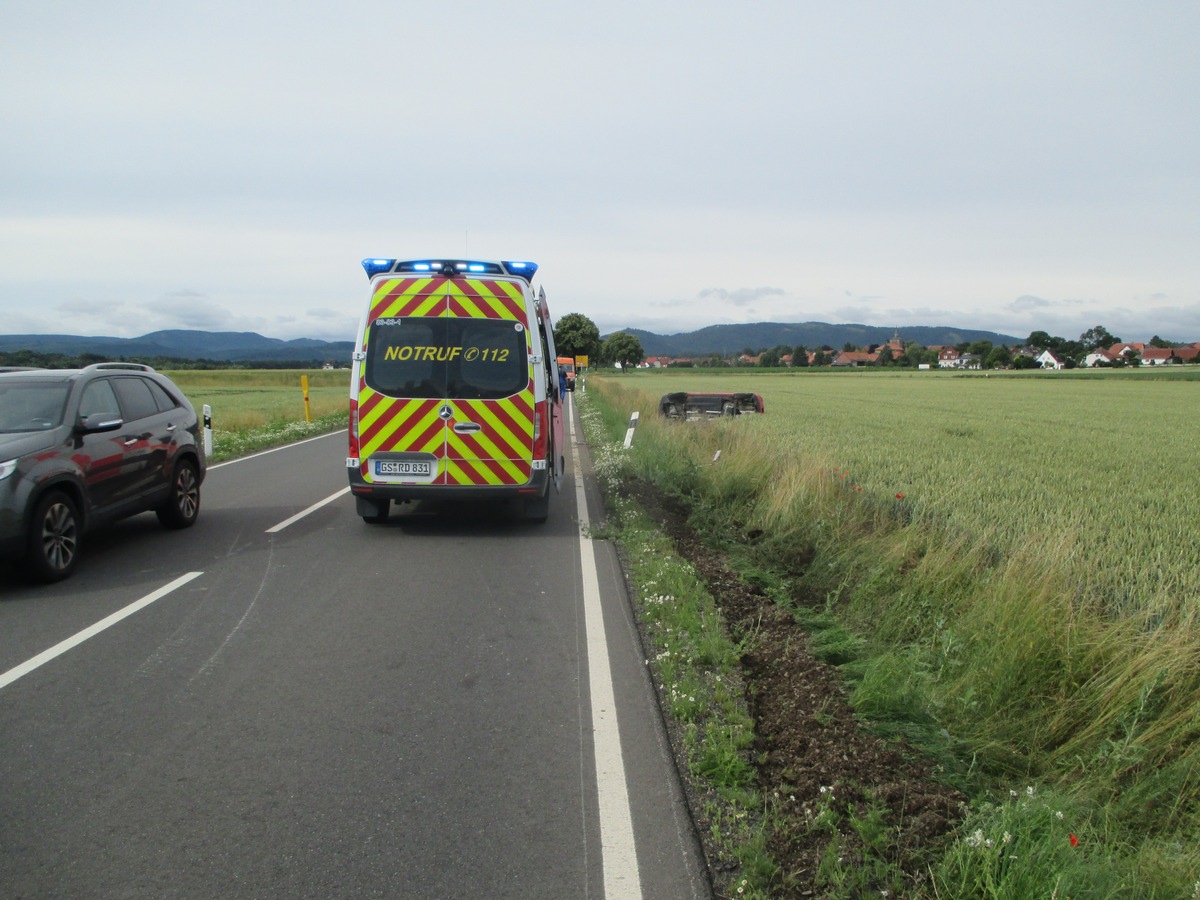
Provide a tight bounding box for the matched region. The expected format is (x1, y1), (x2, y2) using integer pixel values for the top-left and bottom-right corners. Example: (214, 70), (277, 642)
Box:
(1069, 834), (1080, 847)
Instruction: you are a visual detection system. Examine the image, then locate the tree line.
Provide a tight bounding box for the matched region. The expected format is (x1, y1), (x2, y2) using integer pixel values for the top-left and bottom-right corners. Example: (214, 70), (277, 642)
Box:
(550, 315), (1197, 371)
(0, 350), (341, 370)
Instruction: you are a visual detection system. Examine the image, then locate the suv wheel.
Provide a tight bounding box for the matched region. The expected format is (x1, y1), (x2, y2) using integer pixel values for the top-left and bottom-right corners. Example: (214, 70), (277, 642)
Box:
(157, 458), (201, 529)
(26, 491), (81, 582)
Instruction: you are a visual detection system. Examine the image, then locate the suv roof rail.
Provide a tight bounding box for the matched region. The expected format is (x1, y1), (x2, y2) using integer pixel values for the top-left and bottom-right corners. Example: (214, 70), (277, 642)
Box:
(83, 362), (156, 373)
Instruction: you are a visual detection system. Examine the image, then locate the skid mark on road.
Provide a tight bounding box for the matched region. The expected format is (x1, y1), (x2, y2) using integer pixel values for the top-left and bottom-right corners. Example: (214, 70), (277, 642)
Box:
(189, 542), (276, 684)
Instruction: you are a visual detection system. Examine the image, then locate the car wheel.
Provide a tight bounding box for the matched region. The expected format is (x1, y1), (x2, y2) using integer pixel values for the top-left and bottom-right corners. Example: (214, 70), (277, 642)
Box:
(25, 491), (81, 582)
(157, 458), (201, 529)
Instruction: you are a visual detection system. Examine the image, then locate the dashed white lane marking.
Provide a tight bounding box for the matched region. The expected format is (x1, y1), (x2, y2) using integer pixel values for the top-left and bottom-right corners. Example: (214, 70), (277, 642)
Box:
(0, 571), (204, 691)
(265, 487), (351, 533)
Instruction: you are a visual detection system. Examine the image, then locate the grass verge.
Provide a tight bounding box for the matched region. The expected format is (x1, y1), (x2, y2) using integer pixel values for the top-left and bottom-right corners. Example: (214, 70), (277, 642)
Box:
(580, 378), (1200, 898)
(206, 410), (346, 463)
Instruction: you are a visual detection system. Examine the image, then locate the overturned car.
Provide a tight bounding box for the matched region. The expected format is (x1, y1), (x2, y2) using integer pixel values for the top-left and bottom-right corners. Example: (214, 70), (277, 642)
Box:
(659, 391), (765, 420)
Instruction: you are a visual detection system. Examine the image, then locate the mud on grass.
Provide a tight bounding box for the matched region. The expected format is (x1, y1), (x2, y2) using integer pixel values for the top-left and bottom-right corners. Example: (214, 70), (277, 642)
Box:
(621, 478), (967, 898)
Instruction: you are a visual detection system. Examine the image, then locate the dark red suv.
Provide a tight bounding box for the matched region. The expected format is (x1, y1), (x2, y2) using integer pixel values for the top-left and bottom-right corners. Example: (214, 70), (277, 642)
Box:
(0, 363), (206, 582)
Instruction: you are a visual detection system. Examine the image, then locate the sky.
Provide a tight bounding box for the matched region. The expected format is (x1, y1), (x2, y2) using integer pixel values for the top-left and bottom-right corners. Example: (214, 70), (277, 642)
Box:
(3, 1), (1198, 345)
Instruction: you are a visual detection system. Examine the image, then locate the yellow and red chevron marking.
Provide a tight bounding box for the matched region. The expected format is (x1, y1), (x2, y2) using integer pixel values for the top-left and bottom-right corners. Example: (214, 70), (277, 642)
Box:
(367, 276), (527, 323)
(357, 389), (445, 482)
(356, 384), (535, 486)
(443, 394), (534, 486)
(368, 277), (441, 322)
(445, 279), (527, 320)
(444, 456), (533, 487)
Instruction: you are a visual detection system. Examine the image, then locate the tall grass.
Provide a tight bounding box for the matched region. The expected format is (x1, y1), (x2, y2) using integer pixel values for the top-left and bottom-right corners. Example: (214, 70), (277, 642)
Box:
(166, 369), (349, 460)
(590, 370), (1200, 895)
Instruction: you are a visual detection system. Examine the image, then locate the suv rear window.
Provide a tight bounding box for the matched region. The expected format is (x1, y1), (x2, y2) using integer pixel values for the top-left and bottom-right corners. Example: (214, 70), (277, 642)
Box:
(366, 318), (527, 400)
(112, 377), (161, 422)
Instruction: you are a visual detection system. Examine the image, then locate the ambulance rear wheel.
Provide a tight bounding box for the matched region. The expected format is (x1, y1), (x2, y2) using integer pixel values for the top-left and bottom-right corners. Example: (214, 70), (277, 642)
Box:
(360, 498), (389, 524)
(523, 489), (550, 524)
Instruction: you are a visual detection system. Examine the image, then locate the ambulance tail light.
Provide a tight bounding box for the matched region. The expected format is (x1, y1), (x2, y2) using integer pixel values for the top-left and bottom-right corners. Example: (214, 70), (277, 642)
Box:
(531, 400), (547, 461)
(348, 398), (361, 460)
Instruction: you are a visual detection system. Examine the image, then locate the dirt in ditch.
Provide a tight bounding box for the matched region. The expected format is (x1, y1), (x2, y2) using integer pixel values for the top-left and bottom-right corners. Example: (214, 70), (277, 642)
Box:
(622, 479), (968, 898)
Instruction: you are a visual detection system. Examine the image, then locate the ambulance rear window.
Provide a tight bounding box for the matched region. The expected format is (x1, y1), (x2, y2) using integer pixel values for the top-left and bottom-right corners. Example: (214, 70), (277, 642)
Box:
(365, 317), (527, 400)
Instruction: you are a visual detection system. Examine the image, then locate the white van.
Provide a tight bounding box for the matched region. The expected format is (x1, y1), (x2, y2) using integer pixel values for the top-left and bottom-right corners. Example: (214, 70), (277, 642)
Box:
(346, 258), (565, 523)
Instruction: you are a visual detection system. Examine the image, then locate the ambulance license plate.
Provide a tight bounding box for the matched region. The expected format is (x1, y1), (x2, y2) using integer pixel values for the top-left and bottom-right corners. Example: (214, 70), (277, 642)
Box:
(374, 459), (433, 477)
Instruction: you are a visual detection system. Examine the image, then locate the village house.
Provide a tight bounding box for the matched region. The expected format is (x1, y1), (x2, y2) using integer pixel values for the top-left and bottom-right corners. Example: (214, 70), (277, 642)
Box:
(832, 350), (878, 367)
(1084, 349), (1116, 367)
(937, 347), (961, 368)
(1036, 349), (1067, 369)
(1139, 347), (1178, 365)
(1108, 342), (1144, 362)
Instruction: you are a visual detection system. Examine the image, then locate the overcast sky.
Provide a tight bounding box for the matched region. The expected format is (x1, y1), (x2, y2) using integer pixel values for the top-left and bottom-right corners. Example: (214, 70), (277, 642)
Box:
(3, 1), (1198, 344)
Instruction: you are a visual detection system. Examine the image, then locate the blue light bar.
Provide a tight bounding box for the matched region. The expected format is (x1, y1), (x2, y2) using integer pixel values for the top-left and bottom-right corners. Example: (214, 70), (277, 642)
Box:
(502, 261), (539, 281)
(360, 258), (539, 281)
(362, 258), (396, 277)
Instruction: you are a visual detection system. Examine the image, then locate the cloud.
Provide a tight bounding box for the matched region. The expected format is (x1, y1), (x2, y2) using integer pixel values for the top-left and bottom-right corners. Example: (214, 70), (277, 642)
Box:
(835, 305), (875, 322)
(1006, 295), (1055, 312)
(696, 286), (786, 307)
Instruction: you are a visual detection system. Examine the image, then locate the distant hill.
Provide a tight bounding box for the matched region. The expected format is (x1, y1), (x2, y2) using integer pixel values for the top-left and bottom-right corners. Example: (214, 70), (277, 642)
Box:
(609, 322), (1024, 358)
(0, 322), (1023, 365)
(0, 330), (354, 364)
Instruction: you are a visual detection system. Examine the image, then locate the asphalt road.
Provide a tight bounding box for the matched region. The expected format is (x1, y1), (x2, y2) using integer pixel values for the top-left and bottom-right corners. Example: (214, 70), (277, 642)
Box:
(0, 400), (709, 899)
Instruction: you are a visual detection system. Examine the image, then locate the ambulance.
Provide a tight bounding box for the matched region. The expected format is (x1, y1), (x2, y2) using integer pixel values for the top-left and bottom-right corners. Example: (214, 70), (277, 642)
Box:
(556, 356), (576, 391)
(346, 258), (565, 523)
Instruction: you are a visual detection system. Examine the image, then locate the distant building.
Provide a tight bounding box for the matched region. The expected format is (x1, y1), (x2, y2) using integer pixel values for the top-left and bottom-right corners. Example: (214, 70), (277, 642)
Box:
(1036, 350), (1066, 370)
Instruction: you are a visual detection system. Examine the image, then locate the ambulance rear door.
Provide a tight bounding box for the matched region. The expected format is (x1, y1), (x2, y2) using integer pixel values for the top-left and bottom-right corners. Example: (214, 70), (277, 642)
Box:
(355, 274), (537, 490)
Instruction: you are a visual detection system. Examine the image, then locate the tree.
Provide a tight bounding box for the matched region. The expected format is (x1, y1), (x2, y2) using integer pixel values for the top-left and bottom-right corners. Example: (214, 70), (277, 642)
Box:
(876, 346), (894, 366)
(1080, 325), (1120, 351)
(903, 342), (926, 367)
(602, 332), (644, 371)
(812, 349), (829, 366)
(1026, 331), (1053, 350)
(1058, 340), (1085, 366)
(791, 345), (809, 367)
(985, 346), (1013, 369)
(554, 313), (601, 360)
(759, 349), (781, 367)
(1149, 335), (1172, 349)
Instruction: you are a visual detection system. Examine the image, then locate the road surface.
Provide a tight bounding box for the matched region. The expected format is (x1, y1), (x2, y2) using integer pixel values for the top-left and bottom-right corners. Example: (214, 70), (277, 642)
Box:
(0, 400), (709, 898)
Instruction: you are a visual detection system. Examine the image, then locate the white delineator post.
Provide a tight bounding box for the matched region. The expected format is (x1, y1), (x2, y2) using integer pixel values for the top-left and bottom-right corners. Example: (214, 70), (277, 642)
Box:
(203, 404), (213, 457)
(623, 411), (639, 448)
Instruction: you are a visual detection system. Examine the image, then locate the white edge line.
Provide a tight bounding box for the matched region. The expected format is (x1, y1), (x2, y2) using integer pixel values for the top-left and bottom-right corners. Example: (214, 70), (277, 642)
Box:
(207, 428), (347, 471)
(0, 571), (204, 691)
(266, 487), (351, 533)
(572, 407), (644, 897)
